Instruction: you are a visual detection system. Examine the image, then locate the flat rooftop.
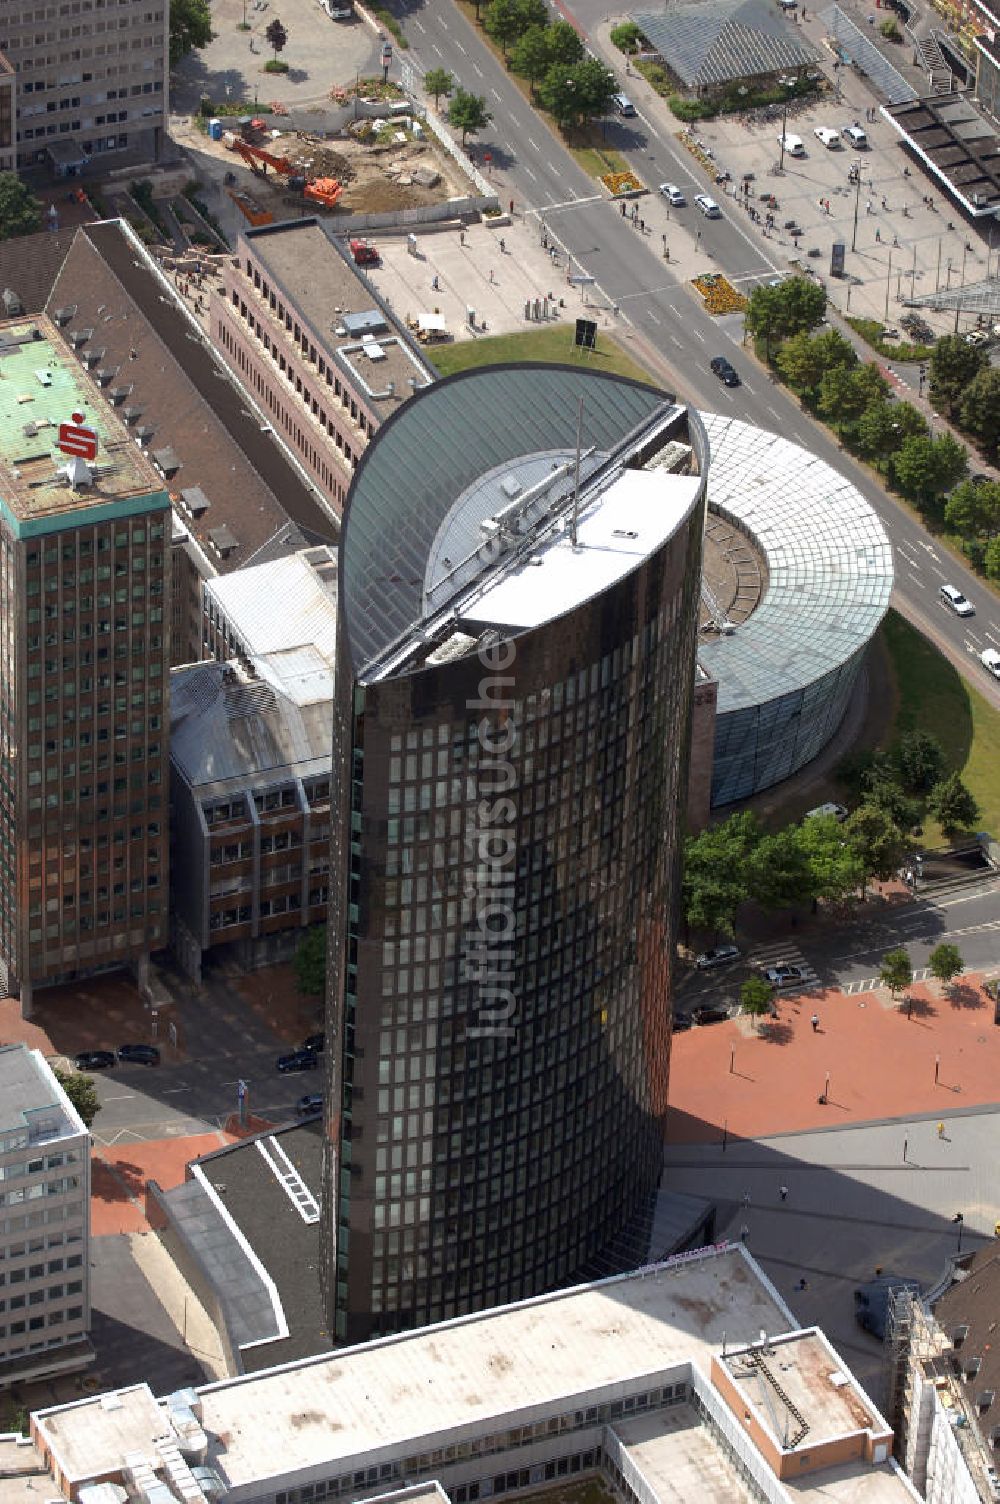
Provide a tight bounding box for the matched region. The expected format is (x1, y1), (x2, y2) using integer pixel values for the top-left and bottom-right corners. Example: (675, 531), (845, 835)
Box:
(720, 1330), (885, 1448)
(882, 94), (1000, 215)
(35, 1247), (794, 1490)
(0, 315), (164, 523)
(0, 1044), (86, 1140)
(244, 220), (434, 417)
(617, 1408), (756, 1502)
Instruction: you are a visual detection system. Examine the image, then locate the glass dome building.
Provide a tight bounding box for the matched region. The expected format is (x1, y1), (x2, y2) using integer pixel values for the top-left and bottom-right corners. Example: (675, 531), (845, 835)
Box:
(320, 366), (708, 1343)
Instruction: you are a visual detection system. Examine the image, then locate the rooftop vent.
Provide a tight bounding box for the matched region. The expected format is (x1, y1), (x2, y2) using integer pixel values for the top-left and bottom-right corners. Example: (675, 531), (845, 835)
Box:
(953, 1326), (970, 1349)
(83, 348), (105, 369)
(979, 1391), (996, 1411)
(34, 368), (53, 388)
(180, 485), (211, 518)
(966, 1356), (983, 1380)
(500, 475), (522, 501)
(95, 369), (114, 387)
(68, 331), (88, 349)
(208, 524), (239, 559)
(109, 384), (132, 405)
(151, 446), (180, 478)
(53, 304), (77, 327)
(135, 424), (155, 442)
(123, 405), (142, 424)
(3, 288), (23, 317)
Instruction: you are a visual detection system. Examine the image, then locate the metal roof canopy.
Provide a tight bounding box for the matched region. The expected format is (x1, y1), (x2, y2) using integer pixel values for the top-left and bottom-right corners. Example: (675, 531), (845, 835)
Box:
(881, 94), (1000, 217)
(632, 0), (823, 90)
(904, 275), (1000, 314)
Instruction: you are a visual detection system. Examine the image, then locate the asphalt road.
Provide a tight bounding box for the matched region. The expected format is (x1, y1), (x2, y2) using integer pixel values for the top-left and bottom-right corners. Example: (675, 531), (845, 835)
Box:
(397, 0), (1000, 707)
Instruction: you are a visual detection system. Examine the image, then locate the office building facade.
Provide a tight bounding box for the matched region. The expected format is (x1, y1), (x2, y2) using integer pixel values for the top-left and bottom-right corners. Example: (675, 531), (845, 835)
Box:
(321, 366), (707, 1343)
(0, 315), (171, 1013)
(0, 1044), (92, 1385)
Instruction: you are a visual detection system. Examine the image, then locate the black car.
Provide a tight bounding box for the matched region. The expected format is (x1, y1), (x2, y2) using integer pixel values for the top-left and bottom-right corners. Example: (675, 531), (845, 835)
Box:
(277, 1049), (320, 1074)
(296, 1093), (324, 1117)
(302, 1032), (325, 1054)
(117, 1043), (160, 1067)
(73, 1050), (115, 1071)
(709, 356), (740, 387)
(693, 1005), (730, 1026)
(671, 1012), (693, 1032)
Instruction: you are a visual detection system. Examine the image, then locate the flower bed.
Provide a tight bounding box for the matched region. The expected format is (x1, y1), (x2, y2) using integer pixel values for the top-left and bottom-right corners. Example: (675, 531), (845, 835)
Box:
(692, 272), (747, 316)
(602, 170), (644, 196)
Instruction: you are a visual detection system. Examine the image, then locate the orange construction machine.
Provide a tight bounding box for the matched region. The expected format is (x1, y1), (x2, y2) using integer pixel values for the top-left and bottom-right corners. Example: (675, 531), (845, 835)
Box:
(223, 134), (343, 209)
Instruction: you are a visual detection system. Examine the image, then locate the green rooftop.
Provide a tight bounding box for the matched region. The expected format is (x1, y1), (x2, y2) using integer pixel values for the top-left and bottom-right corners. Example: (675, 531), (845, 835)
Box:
(0, 316), (165, 532)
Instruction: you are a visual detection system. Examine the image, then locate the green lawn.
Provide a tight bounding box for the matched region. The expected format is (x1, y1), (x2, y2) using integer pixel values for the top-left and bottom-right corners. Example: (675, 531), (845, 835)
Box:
(428, 324), (660, 384)
(881, 609), (1000, 838)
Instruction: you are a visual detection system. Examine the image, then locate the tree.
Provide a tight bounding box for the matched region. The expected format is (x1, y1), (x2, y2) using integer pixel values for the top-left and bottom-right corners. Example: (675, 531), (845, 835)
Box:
(944, 477), (1000, 542)
(844, 803), (906, 896)
(294, 924), (327, 996)
(169, 0), (213, 66)
(510, 26), (553, 92)
(892, 432), (968, 515)
(879, 945), (913, 998)
(744, 277), (826, 348)
(928, 772), (979, 836)
(740, 975), (775, 1027)
(484, 0), (525, 56)
(776, 328), (853, 395)
(818, 361), (888, 431)
(545, 18), (584, 66)
(610, 19), (641, 51)
(897, 730), (945, 794)
(538, 58), (616, 130)
(928, 941), (964, 989)
(855, 398), (926, 462)
(985, 533), (1000, 582)
(682, 810), (761, 940)
(958, 368), (1000, 460)
(0, 173), (42, 240)
(265, 16), (288, 57)
(53, 1068), (101, 1129)
(929, 333), (989, 417)
(859, 779), (920, 836)
(797, 814), (864, 905)
(747, 827), (815, 912)
(424, 68), (454, 109)
(448, 88), (492, 145)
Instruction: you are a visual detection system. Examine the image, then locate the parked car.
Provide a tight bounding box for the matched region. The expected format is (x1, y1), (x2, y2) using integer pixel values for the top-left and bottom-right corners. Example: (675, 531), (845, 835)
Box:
(277, 1049), (320, 1074)
(710, 355), (740, 387)
(777, 133), (805, 157)
(843, 124), (869, 148)
(302, 1032), (325, 1054)
(804, 802), (848, 822)
(694, 194), (722, 218)
(73, 1050), (115, 1071)
(813, 126), (841, 148)
(939, 583), (974, 617)
(695, 944), (740, 971)
(659, 182), (686, 205)
(981, 647), (1000, 680)
(764, 965), (804, 988)
(116, 1043), (160, 1067)
(692, 1005), (730, 1026)
(296, 1093), (324, 1117)
(671, 1012), (693, 1032)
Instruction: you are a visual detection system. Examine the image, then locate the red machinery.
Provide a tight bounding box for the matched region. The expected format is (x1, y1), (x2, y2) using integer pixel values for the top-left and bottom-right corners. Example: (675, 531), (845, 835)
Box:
(349, 239), (379, 266)
(224, 135), (343, 208)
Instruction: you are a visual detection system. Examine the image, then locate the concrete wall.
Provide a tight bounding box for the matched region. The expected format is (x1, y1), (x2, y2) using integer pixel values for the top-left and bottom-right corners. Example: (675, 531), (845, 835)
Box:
(145, 1178), (242, 1376)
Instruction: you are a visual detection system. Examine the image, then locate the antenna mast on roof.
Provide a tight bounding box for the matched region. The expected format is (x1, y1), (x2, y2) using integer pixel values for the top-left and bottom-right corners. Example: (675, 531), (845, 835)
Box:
(570, 397), (584, 549)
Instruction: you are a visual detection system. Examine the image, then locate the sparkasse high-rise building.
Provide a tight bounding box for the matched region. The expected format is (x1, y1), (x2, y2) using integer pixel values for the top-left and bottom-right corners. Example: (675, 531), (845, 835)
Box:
(0, 314), (170, 1013)
(321, 365), (708, 1343)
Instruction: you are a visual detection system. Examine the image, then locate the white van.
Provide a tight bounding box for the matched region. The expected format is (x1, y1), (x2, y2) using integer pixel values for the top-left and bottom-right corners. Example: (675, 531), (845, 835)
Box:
(981, 647), (1000, 680)
(777, 132), (805, 156)
(844, 124), (868, 148)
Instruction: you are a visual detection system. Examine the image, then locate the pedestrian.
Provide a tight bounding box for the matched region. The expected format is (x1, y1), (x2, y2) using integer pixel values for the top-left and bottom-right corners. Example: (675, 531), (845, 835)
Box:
(639, 218), (645, 233)
(875, 227), (881, 243)
(892, 234), (898, 248)
(742, 1190), (751, 1208)
(903, 1137), (908, 1162)
(431, 273), (439, 291)
(881, 195), (888, 209)
(459, 229), (466, 245)
(489, 267), (495, 284)
(795, 1276), (808, 1291)
(779, 1185), (789, 1202)
(810, 1013), (819, 1032)
(740, 1224), (749, 1243)
(867, 198), (873, 214)
(499, 236), (505, 253)
(509, 198), (514, 215)
(665, 245), (670, 262)
(937, 1121), (946, 1139)
(620, 201), (626, 217)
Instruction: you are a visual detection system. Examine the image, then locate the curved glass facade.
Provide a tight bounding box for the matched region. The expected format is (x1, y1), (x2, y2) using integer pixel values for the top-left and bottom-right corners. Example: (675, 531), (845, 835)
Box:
(696, 414), (893, 806)
(321, 367), (707, 1343)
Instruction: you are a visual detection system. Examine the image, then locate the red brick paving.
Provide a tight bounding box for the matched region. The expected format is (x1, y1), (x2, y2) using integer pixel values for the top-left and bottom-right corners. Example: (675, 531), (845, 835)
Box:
(91, 1132), (238, 1235)
(0, 974), (176, 1062)
(667, 971), (1000, 1144)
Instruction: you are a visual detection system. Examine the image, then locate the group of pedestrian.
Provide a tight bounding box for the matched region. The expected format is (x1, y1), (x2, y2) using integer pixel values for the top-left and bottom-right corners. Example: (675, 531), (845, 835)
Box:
(818, 197), (832, 214)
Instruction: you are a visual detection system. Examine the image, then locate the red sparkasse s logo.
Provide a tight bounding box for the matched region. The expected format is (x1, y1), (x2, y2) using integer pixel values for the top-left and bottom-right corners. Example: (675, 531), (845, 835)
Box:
(58, 411), (98, 461)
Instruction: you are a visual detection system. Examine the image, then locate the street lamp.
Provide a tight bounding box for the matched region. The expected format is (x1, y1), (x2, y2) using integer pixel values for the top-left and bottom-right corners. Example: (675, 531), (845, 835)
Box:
(777, 80), (794, 174)
(918, 363), (927, 396)
(885, 246), (894, 322)
(850, 166), (867, 252)
(954, 1212), (965, 1254)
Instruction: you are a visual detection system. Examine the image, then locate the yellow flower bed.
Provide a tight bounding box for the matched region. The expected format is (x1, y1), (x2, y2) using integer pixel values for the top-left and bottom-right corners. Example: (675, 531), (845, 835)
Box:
(692, 272), (747, 316)
(602, 170), (643, 196)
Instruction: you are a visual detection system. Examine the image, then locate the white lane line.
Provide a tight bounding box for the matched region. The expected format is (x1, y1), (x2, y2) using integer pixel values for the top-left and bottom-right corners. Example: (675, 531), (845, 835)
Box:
(765, 403), (781, 420)
(432, 42), (443, 55)
(907, 570), (924, 587)
(412, 16), (425, 29)
(102, 1094), (137, 1101)
(537, 195), (602, 212)
(473, 61), (483, 76)
(548, 161), (561, 175)
(691, 326), (705, 343)
(527, 136), (540, 152)
(455, 39), (466, 53)
(742, 382), (755, 393)
(524, 165), (537, 181)
(648, 310), (661, 324)
(437, 14), (449, 26)
(930, 565), (947, 579)
(491, 87), (502, 100)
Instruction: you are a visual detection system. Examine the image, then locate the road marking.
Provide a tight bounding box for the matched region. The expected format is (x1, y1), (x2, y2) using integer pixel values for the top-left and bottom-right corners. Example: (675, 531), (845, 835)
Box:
(648, 309), (661, 324)
(742, 381), (755, 393)
(432, 42), (443, 55)
(548, 161), (562, 176)
(691, 326), (705, 342)
(473, 61), (483, 76)
(491, 87), (502, 100)
(534, 195), (601, 212)
(920, 541), (940, 560)
(907, 571), (924, 587)
(102, 1094), (137, 1101)
(437, 14), (448, 26)
(455, 39), (466, 53)
(527, 136), (540, 152)
(412, 16), (425, 29)
(765, 403), (781, 421)
(930, 565), (946, 579)
(524, 165), (537, 181)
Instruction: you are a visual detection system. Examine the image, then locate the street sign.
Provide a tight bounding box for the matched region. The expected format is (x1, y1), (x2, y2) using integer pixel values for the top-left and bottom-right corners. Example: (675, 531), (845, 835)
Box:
(575, 317), (597, 350)
(57, 411), (98, 460)
(237, 1078), (247, 1099)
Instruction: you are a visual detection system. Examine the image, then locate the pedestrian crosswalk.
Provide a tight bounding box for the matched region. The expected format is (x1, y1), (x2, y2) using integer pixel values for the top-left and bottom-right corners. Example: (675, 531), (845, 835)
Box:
(747, 941), (820, 991)
(843, 966), (930, 997)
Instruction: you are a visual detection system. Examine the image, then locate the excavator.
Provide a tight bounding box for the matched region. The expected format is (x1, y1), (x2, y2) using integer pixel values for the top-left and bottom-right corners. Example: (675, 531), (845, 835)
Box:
(223, 134), (342, 209)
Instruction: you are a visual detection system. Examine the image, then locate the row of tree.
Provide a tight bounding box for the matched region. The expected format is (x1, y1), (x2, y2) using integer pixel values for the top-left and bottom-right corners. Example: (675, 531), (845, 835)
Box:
(737, 939), (966, 1024)
(683, 730), (979, 940)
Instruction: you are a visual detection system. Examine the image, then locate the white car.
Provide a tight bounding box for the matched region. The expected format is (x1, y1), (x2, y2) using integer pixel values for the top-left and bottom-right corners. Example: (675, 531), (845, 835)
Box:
(813, 126), (841, 148)
(659, 183), (686, 206)
(982, 647), (1000, 680)
(804, 802), (848, 823)
(777, 133), (805, 157)
(694, 194), (722, 218)
(939, 583), (975, 617)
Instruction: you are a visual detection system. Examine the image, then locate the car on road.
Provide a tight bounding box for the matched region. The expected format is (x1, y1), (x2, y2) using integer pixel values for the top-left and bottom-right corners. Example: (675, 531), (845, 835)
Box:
(777, 133), (805, 157)
(276, 1049), (320, 1074)
(804, 802), (848, 822)
(982, 647), (1000, 680)
(694, 194), (722, 218)
(764, 965), (804, 988)
(296, 1093), (324, 1117)
(710, 355), (740, 386)
(116, 1043), (160, 1067)
(302, 1032), (325, 1054)
(692, 1005), (730, 1026)
(73, 1050), (115, 1071)
(939, 583), (975, 617)
(813, 126), (841, 148)
(659, 183), (686, 205)
(695, 943), (740, 970)
(612, 92), (636, 117)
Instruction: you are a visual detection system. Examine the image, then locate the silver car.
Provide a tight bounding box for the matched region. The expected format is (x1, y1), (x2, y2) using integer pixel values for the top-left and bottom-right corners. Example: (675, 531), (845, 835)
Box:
(694, 194), (722, 218)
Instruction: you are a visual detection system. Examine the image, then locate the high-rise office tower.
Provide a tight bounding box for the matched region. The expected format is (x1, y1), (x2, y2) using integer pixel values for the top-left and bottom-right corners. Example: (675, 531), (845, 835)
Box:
(0, 314), (171, 1014)
(321, 365), (708, 1342)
